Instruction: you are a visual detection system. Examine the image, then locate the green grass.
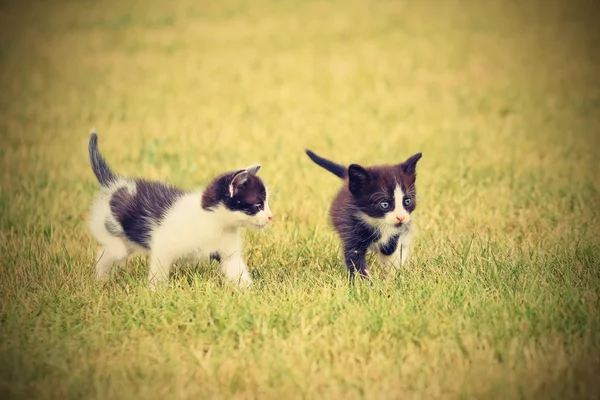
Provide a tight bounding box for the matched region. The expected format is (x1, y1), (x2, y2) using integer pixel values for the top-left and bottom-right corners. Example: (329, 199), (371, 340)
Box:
(1, 0), (599, 398)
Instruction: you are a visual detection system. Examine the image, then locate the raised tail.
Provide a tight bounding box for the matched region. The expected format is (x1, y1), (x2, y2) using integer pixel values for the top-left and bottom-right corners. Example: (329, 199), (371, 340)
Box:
(305, 149), (347, 179)
(89, 130), (117, 187)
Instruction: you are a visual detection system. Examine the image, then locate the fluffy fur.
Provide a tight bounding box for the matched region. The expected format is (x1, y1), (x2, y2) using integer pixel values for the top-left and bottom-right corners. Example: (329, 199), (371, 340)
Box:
(305, 149), (422, 280)
(88, 131), (272, 290)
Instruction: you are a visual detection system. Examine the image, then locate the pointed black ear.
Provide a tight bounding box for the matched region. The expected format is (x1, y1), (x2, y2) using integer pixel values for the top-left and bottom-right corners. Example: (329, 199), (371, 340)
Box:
(400, 153), (422, 174)
(229, 170), (248, 197)
(348, 164), (371, 195)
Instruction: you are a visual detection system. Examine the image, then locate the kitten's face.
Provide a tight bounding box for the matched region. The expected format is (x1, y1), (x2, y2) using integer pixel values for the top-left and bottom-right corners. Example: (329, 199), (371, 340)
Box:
(202, 165), (273, 229)
(348, 153), (421, 228)
(225, 171), (272, 229)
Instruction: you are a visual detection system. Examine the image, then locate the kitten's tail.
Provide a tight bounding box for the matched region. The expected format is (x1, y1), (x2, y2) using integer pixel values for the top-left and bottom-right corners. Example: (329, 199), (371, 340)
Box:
(305, 149), (347, 179)
(89, 130), (117, 187)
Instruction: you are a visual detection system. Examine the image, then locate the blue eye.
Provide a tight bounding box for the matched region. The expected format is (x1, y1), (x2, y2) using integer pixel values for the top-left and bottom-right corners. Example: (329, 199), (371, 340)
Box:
(254, 203), (262, 210)
(380, 201), (390, 210)
(403, 197), (412, 206)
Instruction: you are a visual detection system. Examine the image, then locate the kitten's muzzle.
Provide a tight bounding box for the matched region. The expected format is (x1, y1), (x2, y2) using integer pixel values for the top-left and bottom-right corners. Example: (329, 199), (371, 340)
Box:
(253, 222), (269, 230)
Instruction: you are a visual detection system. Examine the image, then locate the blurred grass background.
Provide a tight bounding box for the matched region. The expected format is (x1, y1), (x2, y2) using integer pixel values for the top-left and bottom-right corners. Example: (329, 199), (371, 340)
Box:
(1, 0), (599, 399)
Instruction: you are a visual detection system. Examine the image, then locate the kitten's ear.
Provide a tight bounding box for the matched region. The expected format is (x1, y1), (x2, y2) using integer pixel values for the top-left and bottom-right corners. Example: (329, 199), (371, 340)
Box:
(245, 164), (261, 175)
(229, 170), (249, 197)
(348, 164), (371, 195)
(399, 153), (422, 174)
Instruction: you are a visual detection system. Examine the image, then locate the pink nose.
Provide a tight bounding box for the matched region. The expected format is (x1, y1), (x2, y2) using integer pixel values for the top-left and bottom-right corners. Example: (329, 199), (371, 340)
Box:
(268, 216), (273, 221)
(396, 216), (404, 222)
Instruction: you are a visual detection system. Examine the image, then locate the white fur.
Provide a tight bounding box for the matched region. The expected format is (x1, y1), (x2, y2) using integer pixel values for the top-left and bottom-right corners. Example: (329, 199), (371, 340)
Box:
(89, 179), (272, 290)
(358, 185), (413, 271)
(377, 231), (412, 271)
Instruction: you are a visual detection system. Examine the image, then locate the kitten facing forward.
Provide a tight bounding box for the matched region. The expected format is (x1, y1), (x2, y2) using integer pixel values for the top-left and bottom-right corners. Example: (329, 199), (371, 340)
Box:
(88, 131), (272, 290)
(305, 149), (422, 280)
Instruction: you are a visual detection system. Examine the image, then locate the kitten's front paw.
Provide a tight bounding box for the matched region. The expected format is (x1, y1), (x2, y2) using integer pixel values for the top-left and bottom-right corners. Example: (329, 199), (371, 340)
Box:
(148, 281), (158, 292)
(231, 272), (253, 288)
(238, 276), (253, 288)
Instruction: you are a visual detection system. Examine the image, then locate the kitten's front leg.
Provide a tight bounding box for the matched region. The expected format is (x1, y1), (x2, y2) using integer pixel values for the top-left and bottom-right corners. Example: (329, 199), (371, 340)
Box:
(398, 232), (412, 266)
(95, 239), (129, 281)
(399, 242), (410, 265)
(378, 234), (411, 271)
(148, 253), (173, 291)
(219, 251), (253, 287)
(344, 246), (370, 280)
(95, 247), (117, 281)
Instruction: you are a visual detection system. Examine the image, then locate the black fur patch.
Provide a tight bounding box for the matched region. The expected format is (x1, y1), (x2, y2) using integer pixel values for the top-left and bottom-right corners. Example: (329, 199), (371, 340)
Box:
(109, 180), (186, 249)
(202, 171), (267, 215)
(379, 234), (400, 256)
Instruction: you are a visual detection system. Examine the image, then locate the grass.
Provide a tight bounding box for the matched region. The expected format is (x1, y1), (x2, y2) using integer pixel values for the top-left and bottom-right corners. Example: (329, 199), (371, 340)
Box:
(1, 0), (599, 398)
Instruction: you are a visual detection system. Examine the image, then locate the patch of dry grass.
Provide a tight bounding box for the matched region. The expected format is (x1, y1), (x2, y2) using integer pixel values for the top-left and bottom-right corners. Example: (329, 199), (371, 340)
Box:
(1, 0), (599, 399)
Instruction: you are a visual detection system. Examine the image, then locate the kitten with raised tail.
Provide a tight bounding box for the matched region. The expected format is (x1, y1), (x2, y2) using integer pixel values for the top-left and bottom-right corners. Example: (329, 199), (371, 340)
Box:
(305, 149), (422, 280)
(88, 131), (273, 290)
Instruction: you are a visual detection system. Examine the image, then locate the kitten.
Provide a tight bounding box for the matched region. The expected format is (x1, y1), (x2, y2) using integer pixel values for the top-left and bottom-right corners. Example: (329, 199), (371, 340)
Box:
(305, 149), (422, 280)
(88, 131), (272, 290)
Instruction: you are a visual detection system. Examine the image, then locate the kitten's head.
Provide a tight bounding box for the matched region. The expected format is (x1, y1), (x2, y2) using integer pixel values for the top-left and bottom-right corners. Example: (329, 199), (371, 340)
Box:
(202, 164), (273, 229)
(347, 153), (422, 228)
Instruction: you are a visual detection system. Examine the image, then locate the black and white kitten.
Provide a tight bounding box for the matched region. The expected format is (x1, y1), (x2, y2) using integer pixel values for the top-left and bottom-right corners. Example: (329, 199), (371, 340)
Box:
(88, 131), (273, 290)
(305, 149), (422, 279)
